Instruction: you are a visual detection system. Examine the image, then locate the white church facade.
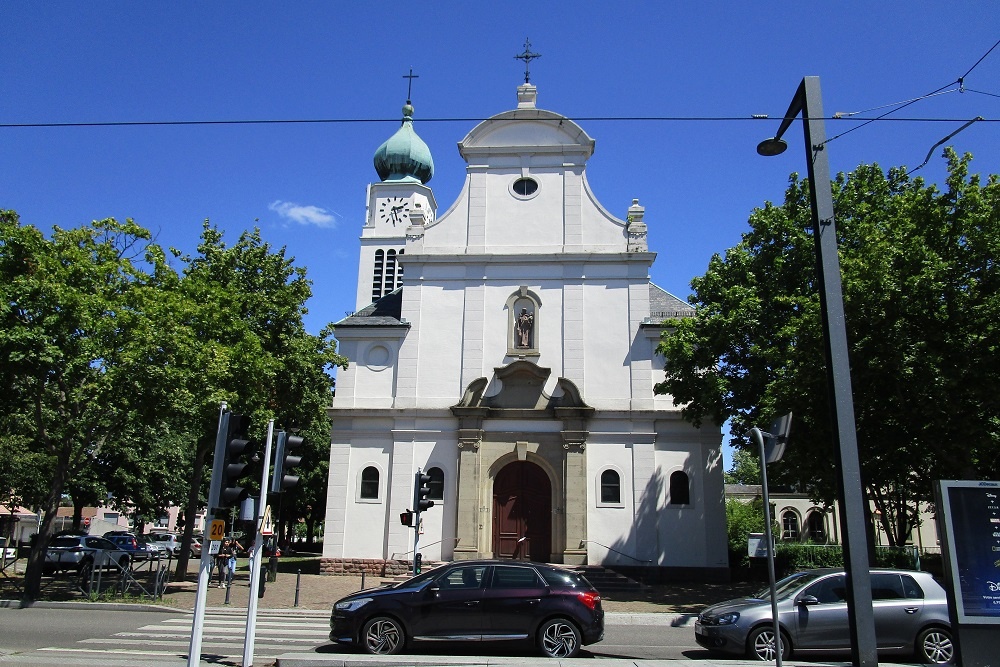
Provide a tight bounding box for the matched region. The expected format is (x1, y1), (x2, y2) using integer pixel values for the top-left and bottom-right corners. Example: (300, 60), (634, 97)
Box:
(321, 83), (728, 580)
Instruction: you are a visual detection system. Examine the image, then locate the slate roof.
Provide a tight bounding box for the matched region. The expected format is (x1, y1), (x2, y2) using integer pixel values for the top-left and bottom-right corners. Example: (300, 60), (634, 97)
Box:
(335, 288), (405, 327)
(648, 283), (696, 320)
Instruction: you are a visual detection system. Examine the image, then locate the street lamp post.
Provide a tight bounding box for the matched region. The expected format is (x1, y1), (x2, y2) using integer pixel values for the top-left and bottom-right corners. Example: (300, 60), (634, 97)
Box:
(757, 76), (878, 667)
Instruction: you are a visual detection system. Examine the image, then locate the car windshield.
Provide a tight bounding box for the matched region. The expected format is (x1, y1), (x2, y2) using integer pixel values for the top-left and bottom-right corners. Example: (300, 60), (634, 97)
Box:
(754, 571), (827, 600)
(391, 568), (441, 590)
(50, 537), (82, 548)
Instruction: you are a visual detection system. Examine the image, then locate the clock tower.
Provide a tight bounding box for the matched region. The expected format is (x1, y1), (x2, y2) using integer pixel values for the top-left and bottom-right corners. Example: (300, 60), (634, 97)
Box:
(356, 100), (436, 309)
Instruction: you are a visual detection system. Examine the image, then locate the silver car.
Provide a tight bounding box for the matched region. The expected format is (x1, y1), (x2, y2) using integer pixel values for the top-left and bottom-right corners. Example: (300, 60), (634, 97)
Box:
(695, 568), (954, 664)
(43, 534), (132, 577)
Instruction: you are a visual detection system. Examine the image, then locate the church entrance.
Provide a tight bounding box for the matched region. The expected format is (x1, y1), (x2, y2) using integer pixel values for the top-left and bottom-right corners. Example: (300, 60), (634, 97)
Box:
(492, 460), (552, 561)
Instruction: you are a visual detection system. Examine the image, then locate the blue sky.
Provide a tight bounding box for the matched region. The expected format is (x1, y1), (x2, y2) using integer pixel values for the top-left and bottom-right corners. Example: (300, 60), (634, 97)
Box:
(3, 3), (997, 468)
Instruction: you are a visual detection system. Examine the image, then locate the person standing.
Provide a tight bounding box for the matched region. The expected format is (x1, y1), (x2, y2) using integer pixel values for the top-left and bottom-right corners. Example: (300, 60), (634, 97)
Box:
(215, 538), (232, 588)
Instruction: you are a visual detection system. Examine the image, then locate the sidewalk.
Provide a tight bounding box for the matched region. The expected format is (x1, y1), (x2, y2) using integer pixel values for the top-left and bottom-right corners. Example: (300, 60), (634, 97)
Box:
(156, 564), (758, 618)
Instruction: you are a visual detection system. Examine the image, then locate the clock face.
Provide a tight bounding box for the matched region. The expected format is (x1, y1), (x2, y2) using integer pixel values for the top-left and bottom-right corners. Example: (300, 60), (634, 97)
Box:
(376, 196), (410, 225)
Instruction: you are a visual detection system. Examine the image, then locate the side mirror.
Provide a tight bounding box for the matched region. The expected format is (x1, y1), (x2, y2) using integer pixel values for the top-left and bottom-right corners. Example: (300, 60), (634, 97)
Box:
(797, 594), (819, 606)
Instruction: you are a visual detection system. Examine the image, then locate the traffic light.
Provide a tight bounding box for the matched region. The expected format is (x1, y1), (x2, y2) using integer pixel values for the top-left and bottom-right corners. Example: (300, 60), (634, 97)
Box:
(399, 510), (414, 527)
(415, 471), (434, 512)
(271, 431), (304, 493)
(218, 413), (257, 509)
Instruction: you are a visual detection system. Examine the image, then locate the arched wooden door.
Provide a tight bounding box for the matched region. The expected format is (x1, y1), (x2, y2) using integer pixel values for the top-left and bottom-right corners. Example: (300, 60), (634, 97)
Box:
(492, 461), (551, 561)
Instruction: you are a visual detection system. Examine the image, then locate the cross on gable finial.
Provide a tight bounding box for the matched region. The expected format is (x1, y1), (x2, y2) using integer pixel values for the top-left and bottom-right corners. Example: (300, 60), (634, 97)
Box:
(403, 67), (419, 104)
(514, 38), (541, 84)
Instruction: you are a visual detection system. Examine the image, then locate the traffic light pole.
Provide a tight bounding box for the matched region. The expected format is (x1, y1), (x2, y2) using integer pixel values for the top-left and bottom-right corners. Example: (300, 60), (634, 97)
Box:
(188, 403), (228, 667)
(243, 420), (275, 667)
(412, 470), (421, 577)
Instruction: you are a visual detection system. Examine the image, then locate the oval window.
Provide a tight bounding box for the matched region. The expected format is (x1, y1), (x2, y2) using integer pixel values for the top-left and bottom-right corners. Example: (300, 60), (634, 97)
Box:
(512, 178), (538, 197)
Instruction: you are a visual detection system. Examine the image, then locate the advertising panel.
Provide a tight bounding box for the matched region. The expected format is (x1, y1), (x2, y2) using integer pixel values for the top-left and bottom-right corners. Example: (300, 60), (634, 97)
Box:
(936, 480), (1000, 624)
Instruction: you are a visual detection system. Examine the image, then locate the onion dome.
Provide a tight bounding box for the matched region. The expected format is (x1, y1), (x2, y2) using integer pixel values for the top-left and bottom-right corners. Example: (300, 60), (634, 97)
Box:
(373, 102), (434, 184)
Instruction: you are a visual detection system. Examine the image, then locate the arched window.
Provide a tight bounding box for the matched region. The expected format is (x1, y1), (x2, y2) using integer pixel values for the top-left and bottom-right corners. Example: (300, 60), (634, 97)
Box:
(806, 511), (826, 543)
(360, 466), (380, 500)
(600, 469), (621, 504)
(668, 471), (690, 505)
(427, 466), (444, 501)
(782, 511), (800, 541)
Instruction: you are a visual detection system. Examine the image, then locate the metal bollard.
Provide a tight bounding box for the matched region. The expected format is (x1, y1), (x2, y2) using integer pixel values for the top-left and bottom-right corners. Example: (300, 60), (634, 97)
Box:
(294, 569), (301, 607)
(361, 572), (366, 590)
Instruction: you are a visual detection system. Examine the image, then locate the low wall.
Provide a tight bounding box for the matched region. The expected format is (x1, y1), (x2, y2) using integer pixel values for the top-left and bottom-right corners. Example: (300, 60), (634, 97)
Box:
(320, 558), (411, 576)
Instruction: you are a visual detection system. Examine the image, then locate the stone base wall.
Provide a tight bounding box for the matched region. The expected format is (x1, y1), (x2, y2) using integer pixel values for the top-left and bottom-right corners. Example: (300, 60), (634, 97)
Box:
(320, 558), (412, 576)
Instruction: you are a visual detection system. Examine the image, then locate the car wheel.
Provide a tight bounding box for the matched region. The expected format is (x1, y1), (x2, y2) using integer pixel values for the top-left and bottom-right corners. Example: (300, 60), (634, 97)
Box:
(538, 618), (582, 658)
(747, 625), (791, 661)
(79, 559), (94, 582)
(118, 556), (131, 572)
(361, 616), (404, 655)
(916, 626), (955, 664)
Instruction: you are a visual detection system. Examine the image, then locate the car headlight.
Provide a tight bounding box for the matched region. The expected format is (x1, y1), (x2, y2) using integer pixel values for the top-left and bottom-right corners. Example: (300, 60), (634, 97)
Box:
(335, 597), (373, 612)
(716, 612), (740, 625)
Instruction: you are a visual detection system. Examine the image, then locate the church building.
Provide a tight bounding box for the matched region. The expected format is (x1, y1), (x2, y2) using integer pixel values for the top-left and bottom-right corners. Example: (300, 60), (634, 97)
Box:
(321, 80), (728, 580)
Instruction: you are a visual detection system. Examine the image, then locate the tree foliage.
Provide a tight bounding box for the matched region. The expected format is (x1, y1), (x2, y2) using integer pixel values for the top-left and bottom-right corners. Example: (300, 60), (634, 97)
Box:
(0, 212), (346, 597)
(657, 150), (1000, 547)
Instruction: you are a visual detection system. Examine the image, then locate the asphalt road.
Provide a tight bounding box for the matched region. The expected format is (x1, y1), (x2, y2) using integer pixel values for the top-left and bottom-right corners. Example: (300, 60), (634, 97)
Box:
(0, 606), (703, 665)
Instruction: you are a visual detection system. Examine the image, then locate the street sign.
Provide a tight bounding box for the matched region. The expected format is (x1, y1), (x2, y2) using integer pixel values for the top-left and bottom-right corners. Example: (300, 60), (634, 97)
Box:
(209, 519), (226, 541)
(260, 505), (274, 536)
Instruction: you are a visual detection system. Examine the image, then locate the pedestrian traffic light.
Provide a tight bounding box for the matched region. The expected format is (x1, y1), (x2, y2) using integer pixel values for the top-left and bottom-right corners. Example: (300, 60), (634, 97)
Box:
(218, 413), (257, 509)
(271, 431), (304, 493)
(399, 510), (414, 527)
(414, 471), (434, 512)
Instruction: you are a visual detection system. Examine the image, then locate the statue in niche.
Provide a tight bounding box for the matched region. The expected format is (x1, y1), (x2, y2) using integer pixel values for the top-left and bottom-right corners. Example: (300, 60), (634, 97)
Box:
(515, 307), (534, 348)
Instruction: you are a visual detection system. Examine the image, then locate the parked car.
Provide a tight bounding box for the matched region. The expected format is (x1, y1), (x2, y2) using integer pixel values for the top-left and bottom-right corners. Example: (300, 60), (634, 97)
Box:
(148, 532), (201, 558)
(695, 568), (954, 664)
(44, 534), (132, 577)
(330, 559), (604, 658)
(0, 536), (16, 562)
(136, 534), (171, 559)
(103, 532), (150, 561)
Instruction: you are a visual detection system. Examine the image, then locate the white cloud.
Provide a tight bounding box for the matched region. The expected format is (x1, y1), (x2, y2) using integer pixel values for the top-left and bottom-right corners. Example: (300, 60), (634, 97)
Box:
(268, 200), (337, 228)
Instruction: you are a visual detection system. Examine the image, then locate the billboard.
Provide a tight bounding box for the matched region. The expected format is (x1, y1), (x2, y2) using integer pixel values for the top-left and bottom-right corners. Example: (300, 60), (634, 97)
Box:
(936, 479), (1000, 624)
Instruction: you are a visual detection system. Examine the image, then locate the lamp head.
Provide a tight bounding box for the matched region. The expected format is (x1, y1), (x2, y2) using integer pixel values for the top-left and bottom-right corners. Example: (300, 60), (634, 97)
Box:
(757, 137), (788, 157)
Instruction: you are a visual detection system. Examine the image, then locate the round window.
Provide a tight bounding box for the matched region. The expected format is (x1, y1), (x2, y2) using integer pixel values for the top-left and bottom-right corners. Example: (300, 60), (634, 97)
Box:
(512, 177), (538, 198)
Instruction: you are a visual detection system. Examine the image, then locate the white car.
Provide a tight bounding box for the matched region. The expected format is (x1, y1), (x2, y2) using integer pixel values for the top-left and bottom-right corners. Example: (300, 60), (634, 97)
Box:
(0, 536), (16, 561)
(149, 532), (201, 557)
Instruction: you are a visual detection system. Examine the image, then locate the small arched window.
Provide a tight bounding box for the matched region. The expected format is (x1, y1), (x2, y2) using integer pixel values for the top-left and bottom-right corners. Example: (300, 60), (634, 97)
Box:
(782, 511), (800, 541)
(600, 469), (621, 504)
(806, 511), (826, 543)
(668, 471), (690, 505)
(360, 466), (380, 500)
(427, 466), (444, 501)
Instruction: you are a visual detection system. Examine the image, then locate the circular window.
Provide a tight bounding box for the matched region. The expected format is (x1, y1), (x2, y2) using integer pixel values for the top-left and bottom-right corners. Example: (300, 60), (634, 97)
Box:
(511, 177), (539, 199)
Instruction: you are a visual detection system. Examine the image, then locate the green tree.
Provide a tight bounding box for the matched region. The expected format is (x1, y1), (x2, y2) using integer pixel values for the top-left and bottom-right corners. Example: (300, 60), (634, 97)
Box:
(167, 223), (346, 578)
(726, 496), (767, 568)
(725, 448), (761, 486)
(0, 212), (172, 598)
(657, 150), (1000, 547)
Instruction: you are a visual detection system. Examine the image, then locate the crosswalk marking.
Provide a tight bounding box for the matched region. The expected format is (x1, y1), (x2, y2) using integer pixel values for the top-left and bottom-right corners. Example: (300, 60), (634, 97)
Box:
(35, 609), (331, 662)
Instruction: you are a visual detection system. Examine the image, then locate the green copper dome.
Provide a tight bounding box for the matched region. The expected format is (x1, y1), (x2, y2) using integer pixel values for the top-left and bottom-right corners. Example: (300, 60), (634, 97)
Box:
(373, 103), (434, 184)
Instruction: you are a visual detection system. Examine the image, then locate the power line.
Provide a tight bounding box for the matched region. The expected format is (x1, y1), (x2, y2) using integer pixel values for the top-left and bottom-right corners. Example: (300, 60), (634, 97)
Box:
(1, 115), (995, 129)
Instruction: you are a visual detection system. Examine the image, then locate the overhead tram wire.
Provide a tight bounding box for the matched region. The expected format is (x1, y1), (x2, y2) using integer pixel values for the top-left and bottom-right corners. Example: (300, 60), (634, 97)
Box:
(821, 37), (1000, 147)
(2, 115), (997, 130)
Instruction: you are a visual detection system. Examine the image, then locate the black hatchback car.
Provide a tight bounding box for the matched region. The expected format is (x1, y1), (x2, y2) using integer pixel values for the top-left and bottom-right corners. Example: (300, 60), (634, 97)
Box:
(330, 560), (604, 658)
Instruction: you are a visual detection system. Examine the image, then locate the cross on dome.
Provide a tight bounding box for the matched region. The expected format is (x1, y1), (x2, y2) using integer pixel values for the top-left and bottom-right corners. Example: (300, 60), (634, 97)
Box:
(514, 38), (541, 84)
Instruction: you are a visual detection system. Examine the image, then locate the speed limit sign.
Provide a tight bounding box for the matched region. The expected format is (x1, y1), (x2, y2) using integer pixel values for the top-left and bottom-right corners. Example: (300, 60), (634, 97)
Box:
(209, 520), (225, 541)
